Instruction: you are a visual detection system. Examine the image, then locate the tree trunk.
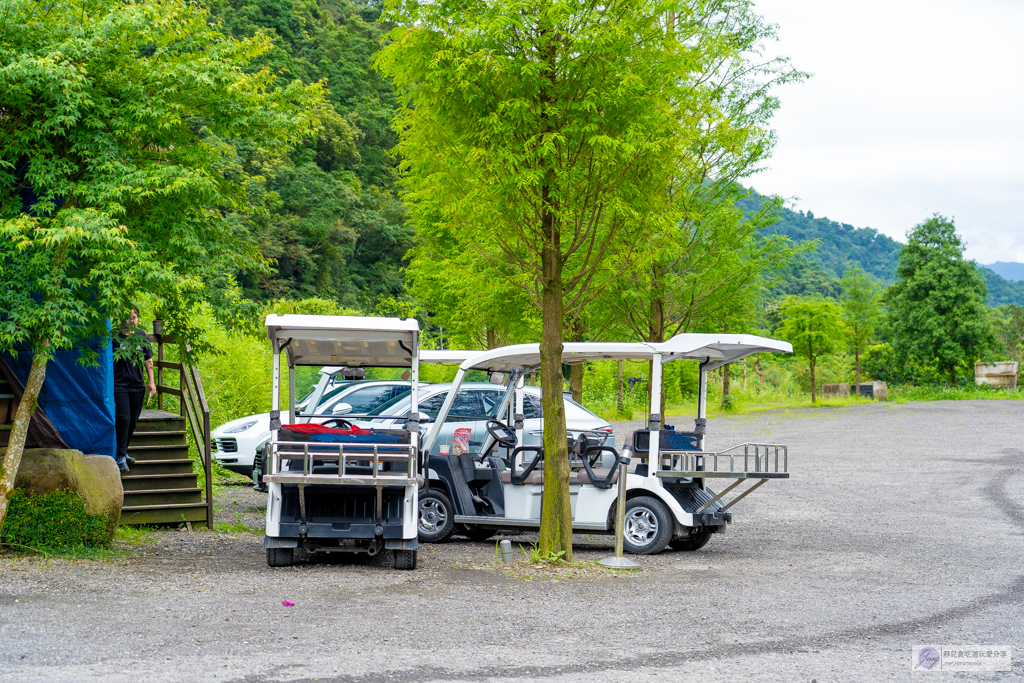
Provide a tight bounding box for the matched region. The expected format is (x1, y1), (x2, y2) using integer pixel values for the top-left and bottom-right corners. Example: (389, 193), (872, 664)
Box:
(722, 363), (731, 402)
(647, 299), (666, 419)
(486, 327), (497, 350)
(616, 360), (624, 416)
(538, 199), (572, 562)
(809, 358), (817, 404)
(0, 351), (48, 530)
(743, 359), (747, 390)
(854, 350), (861, 393)
(755, 355), (764, 388)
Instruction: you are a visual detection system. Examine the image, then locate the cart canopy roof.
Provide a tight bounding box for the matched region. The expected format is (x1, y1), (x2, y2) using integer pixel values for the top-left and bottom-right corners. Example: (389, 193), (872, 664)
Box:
(657, 334), (792, 370)
(457, 335), (791, 373)
(265, 314), (419, 367)
(420, 349), (480, 365)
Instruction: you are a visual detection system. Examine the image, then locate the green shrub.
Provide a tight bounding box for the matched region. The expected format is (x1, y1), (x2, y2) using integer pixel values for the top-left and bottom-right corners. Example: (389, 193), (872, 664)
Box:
(0, 489), (111, 553)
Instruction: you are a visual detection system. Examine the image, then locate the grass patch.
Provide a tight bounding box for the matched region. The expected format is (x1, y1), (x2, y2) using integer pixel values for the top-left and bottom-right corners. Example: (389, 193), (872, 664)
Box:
(0, 490), (113, 557)
(890, 384), (1024, 402)
(114, 525), (157, 546)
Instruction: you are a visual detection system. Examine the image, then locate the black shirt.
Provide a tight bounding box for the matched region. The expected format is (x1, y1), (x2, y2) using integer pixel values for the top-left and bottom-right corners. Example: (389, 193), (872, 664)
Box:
(113, 331), (153, 393)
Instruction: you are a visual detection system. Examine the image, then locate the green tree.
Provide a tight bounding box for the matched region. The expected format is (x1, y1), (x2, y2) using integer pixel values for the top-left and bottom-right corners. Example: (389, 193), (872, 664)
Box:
(207, 0), (415, 307)
(885, 215), (993, 385)
(377, 0), (769, 560)
(775, 297), (847, 403)
(840, 266), (882, 388)
(990, 305), (1024, 367)
(0, 0), (323, 528)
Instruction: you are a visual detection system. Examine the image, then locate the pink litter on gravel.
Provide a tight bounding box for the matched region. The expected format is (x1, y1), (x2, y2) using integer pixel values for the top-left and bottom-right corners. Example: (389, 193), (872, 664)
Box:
(282, 601), (295, 607)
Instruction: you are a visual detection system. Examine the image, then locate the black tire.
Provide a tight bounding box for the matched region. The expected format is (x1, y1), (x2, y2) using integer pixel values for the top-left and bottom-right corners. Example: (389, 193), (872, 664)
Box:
(458, 524), (497, 542)
(418, 489), (456, 543)
(267, 547), (294, 567)
(393, 549), (417, 570)
(622, 496), (672, 555)
(253, 444), (269, 492)
(669, 530), (712, 551)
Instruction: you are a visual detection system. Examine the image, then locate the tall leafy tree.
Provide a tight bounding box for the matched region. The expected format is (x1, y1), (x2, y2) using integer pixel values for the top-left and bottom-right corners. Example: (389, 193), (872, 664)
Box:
(840, 266), (882, 388)
(0, 0), (324, 527)
(990, 305), (1024, 367)
(378, 0), (761, 559)
(776, 297), (846, 403)
(885, 215), (993, 385)
(208, 0), (414, 306)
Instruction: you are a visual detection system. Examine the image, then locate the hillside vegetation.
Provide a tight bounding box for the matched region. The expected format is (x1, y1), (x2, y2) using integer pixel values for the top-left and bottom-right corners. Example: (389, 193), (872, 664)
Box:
(744, 192), (1024, 307)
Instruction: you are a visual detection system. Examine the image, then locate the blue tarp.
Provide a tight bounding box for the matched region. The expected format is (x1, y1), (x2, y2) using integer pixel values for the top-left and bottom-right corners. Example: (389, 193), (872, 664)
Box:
(3, 339), (116, 457)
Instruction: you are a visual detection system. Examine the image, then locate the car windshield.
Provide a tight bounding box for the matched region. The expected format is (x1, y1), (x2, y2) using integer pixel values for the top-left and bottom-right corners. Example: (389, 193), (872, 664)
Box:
(367, 389), (413, 416)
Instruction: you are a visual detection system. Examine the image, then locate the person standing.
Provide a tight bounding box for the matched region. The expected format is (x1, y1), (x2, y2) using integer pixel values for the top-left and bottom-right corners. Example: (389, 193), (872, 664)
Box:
(113, 308), (156, 473)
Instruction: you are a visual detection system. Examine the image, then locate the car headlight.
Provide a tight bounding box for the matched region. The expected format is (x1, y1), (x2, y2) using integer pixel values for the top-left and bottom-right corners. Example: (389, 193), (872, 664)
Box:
(223, 420), (257, 434)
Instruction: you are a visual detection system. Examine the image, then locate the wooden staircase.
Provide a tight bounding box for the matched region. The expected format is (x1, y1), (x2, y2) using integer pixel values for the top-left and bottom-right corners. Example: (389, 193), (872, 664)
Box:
(119, 409), (209, 525)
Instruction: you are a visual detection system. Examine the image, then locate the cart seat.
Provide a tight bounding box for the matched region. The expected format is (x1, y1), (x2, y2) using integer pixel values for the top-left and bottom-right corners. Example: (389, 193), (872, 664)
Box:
(576, 467), (618, 486)
(499, 470), (582, 485)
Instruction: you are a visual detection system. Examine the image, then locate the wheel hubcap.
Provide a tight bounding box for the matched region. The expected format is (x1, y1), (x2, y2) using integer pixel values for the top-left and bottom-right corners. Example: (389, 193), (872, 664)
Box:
(419, 498), (447, 533)
(625, 508), (658, 546)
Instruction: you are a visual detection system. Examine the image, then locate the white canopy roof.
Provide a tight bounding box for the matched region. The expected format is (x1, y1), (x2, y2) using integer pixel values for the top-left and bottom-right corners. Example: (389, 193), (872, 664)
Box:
(420, 349), (480, 365)
(458, 335), (791, 373)
(657, 334), (792, 370)
(265, 314), (419, 367)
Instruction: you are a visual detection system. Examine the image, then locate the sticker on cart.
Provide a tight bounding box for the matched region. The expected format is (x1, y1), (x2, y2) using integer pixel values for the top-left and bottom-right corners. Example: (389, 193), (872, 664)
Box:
(452, 428), (472, 456)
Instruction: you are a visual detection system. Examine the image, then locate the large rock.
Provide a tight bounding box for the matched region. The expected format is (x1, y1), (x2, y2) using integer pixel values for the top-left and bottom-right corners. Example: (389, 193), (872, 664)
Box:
(2, 448), (123, 537)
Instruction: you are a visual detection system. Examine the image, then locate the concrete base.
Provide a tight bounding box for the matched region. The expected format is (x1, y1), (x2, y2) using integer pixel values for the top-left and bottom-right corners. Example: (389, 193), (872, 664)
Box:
(598, 555), (640, 569)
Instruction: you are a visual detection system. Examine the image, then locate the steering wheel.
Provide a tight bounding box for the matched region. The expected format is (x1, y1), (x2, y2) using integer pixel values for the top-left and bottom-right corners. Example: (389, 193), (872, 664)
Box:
(486, 420), (518, 449)
(323, 418), (354, 430)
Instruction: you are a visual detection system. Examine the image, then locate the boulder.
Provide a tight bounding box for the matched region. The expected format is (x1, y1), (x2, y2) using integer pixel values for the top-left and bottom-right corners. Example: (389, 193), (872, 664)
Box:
(2, 448), (123, 537)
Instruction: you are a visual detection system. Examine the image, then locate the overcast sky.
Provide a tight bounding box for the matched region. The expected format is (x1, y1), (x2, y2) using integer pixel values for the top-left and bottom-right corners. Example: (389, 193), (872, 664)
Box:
(749, 0), (1024, 265)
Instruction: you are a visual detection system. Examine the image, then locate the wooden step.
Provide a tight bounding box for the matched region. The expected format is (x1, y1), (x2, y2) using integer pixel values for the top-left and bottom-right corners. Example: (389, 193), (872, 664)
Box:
(128, 430), (186, 446)
(126, 458), (195, 475)
(126, 444), (189, 460)
(120, 473), (199, 491)
(122, 487), (203, 507)
(120, 502), (208, 526)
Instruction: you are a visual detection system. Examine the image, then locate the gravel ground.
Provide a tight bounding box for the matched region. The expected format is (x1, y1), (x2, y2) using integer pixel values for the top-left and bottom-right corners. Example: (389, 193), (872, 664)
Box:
(1, 400), (1023, 682)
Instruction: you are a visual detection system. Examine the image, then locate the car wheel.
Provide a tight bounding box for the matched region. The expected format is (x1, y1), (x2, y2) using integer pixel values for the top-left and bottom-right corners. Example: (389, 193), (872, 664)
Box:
(267, 547), (293, 567)
(622, 496), (672, 555)
(418, 489), (456, 543)
(457, 524), (497, 542)
(393, 549), (417, 570)
(669, 530), (712, 551)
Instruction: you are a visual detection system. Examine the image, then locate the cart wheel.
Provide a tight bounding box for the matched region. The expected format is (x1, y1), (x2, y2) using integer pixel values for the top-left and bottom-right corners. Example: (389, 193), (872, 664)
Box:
(669, 530), (712, 551)
(393, 549), (417, 570)
(418, 489), (456, 543)
(267, 547), (294, 567)
(622, 496), (672, 555)
(458, 525), (497, 542)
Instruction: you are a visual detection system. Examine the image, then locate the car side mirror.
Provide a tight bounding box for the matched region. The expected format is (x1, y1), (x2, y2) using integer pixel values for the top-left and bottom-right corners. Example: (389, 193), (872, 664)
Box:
(489, 372), (505, 385)
(331, 402), (353, 415)
(416, 412), (432, 423)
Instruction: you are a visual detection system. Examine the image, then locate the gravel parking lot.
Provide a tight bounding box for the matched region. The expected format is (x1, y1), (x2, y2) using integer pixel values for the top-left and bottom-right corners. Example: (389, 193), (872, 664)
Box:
(1, 400), (1022, 682)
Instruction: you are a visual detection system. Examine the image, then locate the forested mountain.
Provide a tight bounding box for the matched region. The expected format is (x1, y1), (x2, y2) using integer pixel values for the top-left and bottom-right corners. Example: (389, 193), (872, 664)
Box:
(743, 191), (1024, 306)
(985, 261), (1024, 282)
(207, 0), (413, 307)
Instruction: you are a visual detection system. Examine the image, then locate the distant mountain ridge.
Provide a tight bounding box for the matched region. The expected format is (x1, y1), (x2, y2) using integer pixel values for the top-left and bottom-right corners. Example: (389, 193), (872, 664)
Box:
(985, 261), (1024, 282)
(741, 191), (1024, 307)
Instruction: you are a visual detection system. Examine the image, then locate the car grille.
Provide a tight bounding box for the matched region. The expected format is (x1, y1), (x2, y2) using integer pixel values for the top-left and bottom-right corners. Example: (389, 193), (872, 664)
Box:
(214, 438), (238, 453)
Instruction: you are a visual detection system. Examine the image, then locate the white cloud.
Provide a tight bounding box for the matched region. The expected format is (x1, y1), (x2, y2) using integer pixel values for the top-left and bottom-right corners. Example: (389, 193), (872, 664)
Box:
(749, 0), (1024, 263)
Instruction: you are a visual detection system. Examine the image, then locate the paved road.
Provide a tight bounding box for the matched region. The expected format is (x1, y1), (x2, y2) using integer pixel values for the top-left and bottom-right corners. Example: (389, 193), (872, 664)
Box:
(1, 400), (1022, 682)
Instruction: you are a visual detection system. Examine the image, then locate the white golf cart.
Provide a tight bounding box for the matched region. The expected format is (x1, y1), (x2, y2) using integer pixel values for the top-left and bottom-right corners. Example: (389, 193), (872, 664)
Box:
(262, 314), (427, 569)
(418, 334), (792, 553)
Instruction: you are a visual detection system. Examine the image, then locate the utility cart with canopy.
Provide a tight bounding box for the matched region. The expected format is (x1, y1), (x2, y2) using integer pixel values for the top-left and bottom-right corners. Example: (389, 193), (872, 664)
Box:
(416, 334), (793, 553)
(262, 314), (424, 569)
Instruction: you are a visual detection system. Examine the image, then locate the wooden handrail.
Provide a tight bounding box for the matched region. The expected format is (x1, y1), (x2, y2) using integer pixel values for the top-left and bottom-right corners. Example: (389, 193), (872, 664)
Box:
(150, 334), (214, 529)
